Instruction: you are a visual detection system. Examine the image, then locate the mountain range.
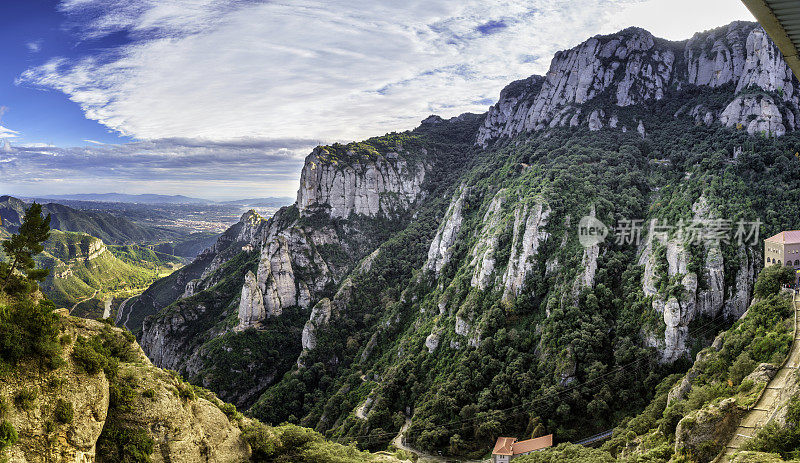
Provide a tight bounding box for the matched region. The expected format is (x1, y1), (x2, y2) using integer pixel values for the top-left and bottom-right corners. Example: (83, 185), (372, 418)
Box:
(109, 20), (800, 461)
(4, 19), (800, 463)
(30, 193), (294, 206)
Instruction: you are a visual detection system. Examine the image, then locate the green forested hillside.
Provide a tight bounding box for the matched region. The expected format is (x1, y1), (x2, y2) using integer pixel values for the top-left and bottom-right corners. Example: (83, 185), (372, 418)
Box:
(247, 94), (800, 458)
(36, 230), (183, 316)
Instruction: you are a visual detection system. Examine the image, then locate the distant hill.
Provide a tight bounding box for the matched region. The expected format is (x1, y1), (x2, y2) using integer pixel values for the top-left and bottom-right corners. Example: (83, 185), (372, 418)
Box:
(0, 195), (181, 245)
(34, 229), (184, 317)
(31, 193), (295, 207)
(36, 193), (213, 204)
(216, 197), (294, 207)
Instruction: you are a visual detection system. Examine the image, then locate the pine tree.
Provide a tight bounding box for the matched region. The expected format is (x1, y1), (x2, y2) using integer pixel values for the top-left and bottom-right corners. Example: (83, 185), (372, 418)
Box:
(1, 203), (51, 294)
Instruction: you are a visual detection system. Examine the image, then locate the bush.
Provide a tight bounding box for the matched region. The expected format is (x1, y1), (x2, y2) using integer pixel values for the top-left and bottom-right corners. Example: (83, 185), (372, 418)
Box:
(142, 388), (156, 399)
(71, 328), (134, 379)
(0, 298), (61, 367)
(110, 380), (138, 414)
(96, 424), (154, 463)
(55, 399), (74, 424)
(14, 388), (37, 410)
(0, 420), (17, 452)
(243, 422), (280, 462)
(754, 265), (795, 299)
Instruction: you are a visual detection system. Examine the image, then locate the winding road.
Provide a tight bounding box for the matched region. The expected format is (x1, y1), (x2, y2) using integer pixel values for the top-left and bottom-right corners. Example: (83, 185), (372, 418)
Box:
(390, 419), (486, 463)
(115, 295), (137, 329)
(69, 289), (99, 315)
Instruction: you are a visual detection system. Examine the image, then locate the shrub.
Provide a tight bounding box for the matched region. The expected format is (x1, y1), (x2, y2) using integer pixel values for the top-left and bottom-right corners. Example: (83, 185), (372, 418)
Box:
(218, 402), (237, 419)
(55, 399), (74, 424)
(142, 389), (156, 399)
(0, 299), (61, 367)
(71, 330), (133, 379)
(110, 380), (138, 414)
(754, 265), (795, 299)
(243, 422), (280, 462)
(96, 424), (154, 463)
(177, 384), (195, 402)
(14, 388), (37, 410)
(0, 420), (17, 452)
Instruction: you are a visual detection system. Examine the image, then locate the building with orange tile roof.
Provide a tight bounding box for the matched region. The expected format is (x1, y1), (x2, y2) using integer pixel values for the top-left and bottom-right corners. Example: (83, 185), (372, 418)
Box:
(492, 434), (554, 462)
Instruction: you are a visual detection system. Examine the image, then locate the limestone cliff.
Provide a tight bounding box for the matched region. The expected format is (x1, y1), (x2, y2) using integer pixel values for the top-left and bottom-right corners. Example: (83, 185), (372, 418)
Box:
(297, 146), (428, 219)
(477, 22), (800, 145)
(639, 197), (756, 363)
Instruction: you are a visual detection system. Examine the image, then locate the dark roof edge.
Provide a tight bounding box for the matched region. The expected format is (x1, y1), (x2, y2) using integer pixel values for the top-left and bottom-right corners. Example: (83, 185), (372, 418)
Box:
(742, 0), (800, 80)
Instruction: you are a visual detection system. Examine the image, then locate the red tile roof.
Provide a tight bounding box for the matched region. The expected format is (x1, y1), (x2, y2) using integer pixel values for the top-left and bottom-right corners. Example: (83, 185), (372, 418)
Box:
(766, 231), (800, 244)
(512, 434), (554, 454)
(492, 435), (555, 456)
(493, 437), (517, 456)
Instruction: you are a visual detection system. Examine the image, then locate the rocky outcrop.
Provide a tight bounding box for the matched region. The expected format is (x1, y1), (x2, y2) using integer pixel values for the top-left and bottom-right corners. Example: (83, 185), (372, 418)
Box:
(470, 191), (506, 290)
(424, 185), (468, 276)
(297, 147), (428, 219)
(301, 299), (332, 351)
(640, 198), (756, 363)
(720, 94), (788, 136)
(237, 270), (265, 328)
(674, 398), (742, 462)
(1, 315), (251, 463)
(501, 202), (550, 301)
(478, 27), (674, 143)
(477, 22), (800, 144)
(237, 223), (337, 329)
(297, 248), (381, 365)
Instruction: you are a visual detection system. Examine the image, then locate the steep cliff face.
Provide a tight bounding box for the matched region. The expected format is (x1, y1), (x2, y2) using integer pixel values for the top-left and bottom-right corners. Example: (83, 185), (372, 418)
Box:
(639, 198), (756, 363)
(121, 210), (267, 333)
(477, 21), (800, 145)
(297, 146), (428, 219)
(133, 117), (484, 411)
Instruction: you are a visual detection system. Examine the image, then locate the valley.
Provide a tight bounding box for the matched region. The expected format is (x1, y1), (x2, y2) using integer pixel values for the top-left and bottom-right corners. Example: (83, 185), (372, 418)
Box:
(4, 4), (800, 463)
(99, 20), (800, 462)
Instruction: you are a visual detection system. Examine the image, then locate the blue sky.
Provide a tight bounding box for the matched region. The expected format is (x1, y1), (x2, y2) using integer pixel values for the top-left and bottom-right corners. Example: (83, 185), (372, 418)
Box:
(0, 0), (754, 200)
(0, 0), (132, 146)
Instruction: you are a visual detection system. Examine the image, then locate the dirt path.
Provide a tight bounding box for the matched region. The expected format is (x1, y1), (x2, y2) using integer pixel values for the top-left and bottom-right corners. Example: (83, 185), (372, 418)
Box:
(69, 289), (99, 314)
(721, 292), (800, 461)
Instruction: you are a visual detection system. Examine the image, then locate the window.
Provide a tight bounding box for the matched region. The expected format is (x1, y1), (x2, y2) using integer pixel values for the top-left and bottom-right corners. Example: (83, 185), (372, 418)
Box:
(795, 260), (799, 266)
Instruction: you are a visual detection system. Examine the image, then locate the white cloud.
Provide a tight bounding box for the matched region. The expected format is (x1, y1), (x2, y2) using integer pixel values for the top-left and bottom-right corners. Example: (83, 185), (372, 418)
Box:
(17, 0), (754, 144)
(0, 137), (313, 199)
(0, 125), (19, 138)
(26, 40), (43, 53)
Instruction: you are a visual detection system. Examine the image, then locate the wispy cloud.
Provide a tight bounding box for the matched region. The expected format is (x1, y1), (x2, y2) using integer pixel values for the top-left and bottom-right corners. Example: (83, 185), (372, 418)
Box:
(26, 40), (43, 53)
(0, 137), (316, 199)
(19, 0), (740, 143)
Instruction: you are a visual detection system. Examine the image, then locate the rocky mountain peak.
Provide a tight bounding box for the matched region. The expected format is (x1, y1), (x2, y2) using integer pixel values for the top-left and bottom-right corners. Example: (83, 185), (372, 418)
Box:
(477, 21), (800, 144)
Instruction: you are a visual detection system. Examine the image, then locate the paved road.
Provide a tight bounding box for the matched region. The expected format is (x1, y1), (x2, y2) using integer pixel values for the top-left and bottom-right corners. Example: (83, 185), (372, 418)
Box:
(115, 295), (136, 329)
(720, 293), (800, 461)
(391, 419), (486, 463)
